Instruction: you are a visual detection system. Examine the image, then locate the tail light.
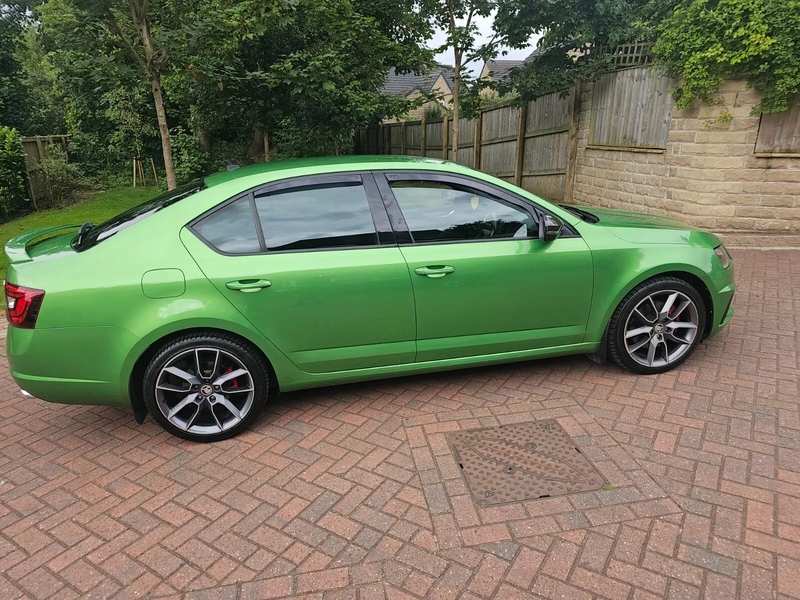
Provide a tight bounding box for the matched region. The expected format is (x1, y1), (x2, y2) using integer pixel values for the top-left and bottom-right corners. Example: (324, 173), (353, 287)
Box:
(5, 282), (45, 329)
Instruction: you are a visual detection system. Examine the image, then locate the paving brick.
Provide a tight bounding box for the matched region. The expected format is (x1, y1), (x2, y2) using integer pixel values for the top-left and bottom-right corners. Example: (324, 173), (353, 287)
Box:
(0, 248), (799, 599)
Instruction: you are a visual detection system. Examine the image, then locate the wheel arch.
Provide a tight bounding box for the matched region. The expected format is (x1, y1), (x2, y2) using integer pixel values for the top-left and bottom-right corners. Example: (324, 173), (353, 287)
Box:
(127, 325), (280, 422)
(592, 265), (716, 351)
(658, 270), (714, 338)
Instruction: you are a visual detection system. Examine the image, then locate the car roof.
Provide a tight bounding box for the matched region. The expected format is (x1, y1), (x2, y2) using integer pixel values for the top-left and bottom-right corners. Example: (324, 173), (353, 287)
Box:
(203, 155), (469, 187)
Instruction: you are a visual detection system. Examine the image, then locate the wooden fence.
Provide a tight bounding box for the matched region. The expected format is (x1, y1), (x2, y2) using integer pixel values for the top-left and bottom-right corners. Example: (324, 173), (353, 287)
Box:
(355, 87), (580, 202)
(589, 67), (672, 150)
(21, 135), (70, 209)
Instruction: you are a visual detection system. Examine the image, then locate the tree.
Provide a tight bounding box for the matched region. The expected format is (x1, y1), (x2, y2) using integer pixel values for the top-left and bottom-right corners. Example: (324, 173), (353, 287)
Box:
(191, 0), (433, 158)
(254, 0), (430, 156)
(421, 0), (497, 160)
(40, 0), (273, 189)
(15, 23), (67, 135)
(0, 2), (32, 131)
(491, 0), (676, 99)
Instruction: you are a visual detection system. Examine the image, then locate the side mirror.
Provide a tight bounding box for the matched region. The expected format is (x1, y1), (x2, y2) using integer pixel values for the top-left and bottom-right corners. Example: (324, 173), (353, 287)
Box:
(538, 214), (563, 243)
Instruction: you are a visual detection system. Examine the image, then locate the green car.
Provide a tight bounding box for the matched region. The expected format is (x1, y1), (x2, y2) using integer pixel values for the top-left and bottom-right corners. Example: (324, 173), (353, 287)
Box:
(5, 156), (735, 442)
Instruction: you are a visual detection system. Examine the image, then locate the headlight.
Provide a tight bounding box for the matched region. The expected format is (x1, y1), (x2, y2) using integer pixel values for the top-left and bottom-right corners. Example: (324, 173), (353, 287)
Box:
(714, 245), (731, 269)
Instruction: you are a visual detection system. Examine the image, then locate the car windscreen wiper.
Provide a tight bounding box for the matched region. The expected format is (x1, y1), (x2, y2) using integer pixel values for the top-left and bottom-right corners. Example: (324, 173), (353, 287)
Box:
(560, 205), (599, 223)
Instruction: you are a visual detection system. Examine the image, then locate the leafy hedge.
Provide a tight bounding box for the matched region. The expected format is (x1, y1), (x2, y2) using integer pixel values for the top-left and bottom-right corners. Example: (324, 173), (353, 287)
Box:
(0, 127), (29, 220)
(655, 0), (800, 113)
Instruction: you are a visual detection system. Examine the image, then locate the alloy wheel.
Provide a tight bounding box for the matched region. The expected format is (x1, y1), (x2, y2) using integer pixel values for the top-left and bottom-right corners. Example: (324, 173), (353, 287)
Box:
(623, 290), (699, 368)
(154, 347), (255, 436)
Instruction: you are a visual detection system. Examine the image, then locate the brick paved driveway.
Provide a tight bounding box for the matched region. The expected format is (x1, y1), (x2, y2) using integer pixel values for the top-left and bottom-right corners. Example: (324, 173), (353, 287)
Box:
(1, 247), (798, 600)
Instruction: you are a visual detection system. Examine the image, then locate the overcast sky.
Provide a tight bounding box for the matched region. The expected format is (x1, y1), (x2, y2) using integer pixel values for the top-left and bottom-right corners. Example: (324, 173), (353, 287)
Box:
(428, 13), (540, 75)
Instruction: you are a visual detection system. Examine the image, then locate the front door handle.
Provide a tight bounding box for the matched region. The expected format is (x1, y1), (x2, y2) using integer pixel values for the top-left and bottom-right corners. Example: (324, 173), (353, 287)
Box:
(226, 279), (272, 293)
(414, 266), (455, 279)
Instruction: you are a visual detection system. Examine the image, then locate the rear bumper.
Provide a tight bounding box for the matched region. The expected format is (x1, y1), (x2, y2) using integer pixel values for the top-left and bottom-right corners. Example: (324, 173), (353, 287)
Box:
(7, 325), (138, 406)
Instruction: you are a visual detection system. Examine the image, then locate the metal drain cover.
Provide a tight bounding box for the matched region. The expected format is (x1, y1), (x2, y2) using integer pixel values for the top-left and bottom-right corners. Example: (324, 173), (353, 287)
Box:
(447, 420), (605, 506)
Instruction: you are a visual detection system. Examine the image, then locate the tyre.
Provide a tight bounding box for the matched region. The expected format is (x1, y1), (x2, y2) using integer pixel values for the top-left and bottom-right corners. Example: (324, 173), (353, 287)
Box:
(143, 332), (270, 442)
(608, 277), (706, 375)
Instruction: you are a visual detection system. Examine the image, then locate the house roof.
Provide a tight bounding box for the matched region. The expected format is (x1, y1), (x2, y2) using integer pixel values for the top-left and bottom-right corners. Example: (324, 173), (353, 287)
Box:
(483, 59), (524, 81)
(482, 50), (540, 81)
(381, 65), (455, 97)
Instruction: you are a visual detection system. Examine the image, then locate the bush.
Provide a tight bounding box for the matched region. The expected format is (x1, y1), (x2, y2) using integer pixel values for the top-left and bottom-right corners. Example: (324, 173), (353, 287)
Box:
(655, 0), (800, 114)
(38, 144), (88, 208)
(0, 126), (29, 220)
(170, 126), (208, 185)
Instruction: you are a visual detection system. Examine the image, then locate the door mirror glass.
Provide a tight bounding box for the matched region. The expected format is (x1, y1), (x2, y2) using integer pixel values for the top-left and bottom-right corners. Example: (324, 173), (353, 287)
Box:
(539, 214), (563, 243)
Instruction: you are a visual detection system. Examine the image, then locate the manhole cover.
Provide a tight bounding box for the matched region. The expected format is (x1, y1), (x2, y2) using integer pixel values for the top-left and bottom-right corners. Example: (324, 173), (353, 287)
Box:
(447, 420), (605, 507)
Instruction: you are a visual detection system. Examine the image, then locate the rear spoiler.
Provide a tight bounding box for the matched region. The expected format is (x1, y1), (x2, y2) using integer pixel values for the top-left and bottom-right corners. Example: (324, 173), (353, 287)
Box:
(4, 225), (79, 265)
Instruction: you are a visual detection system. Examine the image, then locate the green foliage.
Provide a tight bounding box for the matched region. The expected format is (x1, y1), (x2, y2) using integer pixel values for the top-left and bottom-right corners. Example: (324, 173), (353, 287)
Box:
(31, 0), (432, 174)
(246, 0), (429, 157)
(169, 127), (209, 185)
(654, 0), (800, 113)
(491, 0), (678, 99)
(38, 144), (88, 208)
(0, 126), (29, 220)
(0, 3), (32, 131)
(424, 103), (445, 120)
(14, 24), (67, 135)
(103, 87), (159, 158)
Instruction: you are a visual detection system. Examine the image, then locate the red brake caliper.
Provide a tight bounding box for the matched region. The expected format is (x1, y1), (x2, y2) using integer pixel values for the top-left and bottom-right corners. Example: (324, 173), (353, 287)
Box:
(223, 366), (239, 389)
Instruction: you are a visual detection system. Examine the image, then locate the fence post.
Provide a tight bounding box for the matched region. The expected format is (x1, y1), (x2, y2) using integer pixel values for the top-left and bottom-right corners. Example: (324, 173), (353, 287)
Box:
(400, 121), (406, 155)
(563, 81), (583, 203)
(473, 112), (483, 170)
(421, 117), (427, 157)
(514, 103), (528, 186)
(443, 115), (449, 160)
(27, 178), (38, 211)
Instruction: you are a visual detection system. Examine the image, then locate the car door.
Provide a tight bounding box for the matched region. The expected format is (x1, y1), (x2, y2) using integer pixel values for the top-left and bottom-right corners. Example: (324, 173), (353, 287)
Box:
(181, 173), (416, 373)
(375, 171), (594, 362)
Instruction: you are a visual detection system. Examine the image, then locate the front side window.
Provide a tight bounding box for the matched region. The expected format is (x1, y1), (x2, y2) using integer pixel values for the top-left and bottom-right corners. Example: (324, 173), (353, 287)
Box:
(390, 181), (536, 243)
(254, 183), (378, 251)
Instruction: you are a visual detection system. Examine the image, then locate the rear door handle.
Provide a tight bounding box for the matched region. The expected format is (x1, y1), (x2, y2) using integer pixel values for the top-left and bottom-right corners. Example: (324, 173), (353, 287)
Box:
(226, 279), (272, 292)
(414, 266), (455, 279)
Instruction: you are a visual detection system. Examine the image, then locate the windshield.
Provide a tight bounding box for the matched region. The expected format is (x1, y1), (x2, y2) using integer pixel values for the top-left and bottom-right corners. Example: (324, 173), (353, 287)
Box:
(73, 181), (205, 251)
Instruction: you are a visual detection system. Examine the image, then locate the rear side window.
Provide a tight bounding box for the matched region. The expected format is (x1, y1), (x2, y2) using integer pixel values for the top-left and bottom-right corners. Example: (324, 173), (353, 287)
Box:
(254, 183), (378, 251)
(192, 182), (380, 255)
(74, 181), (205, 251)
(193, 197), (261, 254)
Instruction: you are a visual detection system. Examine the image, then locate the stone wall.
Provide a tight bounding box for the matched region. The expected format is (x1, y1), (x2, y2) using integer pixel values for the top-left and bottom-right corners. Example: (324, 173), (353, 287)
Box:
(572, 79), (800, 232)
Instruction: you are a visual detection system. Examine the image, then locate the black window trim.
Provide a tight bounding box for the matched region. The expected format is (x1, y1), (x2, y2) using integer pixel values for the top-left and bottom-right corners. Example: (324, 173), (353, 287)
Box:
(373, 170), (580, 246)
(188, 171), (397, 257)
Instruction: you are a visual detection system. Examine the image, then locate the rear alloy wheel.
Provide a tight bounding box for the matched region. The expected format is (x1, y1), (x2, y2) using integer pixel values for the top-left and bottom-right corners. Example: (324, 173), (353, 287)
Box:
(143, 333), (270, 442)
(608, 277), (706, 374)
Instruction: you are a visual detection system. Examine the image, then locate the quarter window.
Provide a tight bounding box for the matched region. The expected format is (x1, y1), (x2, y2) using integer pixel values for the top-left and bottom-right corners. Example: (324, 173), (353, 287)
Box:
(254, 183), (378, 251)
(390, 181), (536, 243)
(194, 197), (261, 254)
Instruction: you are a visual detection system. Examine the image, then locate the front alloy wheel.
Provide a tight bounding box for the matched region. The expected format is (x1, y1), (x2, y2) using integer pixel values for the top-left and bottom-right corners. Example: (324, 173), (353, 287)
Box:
(143, 333), (270, 441)
(609, 277), (706, 374)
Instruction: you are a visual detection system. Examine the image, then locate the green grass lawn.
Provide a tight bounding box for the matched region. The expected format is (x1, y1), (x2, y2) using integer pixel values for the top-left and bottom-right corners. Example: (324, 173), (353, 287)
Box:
(0, 187), (158, 280)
